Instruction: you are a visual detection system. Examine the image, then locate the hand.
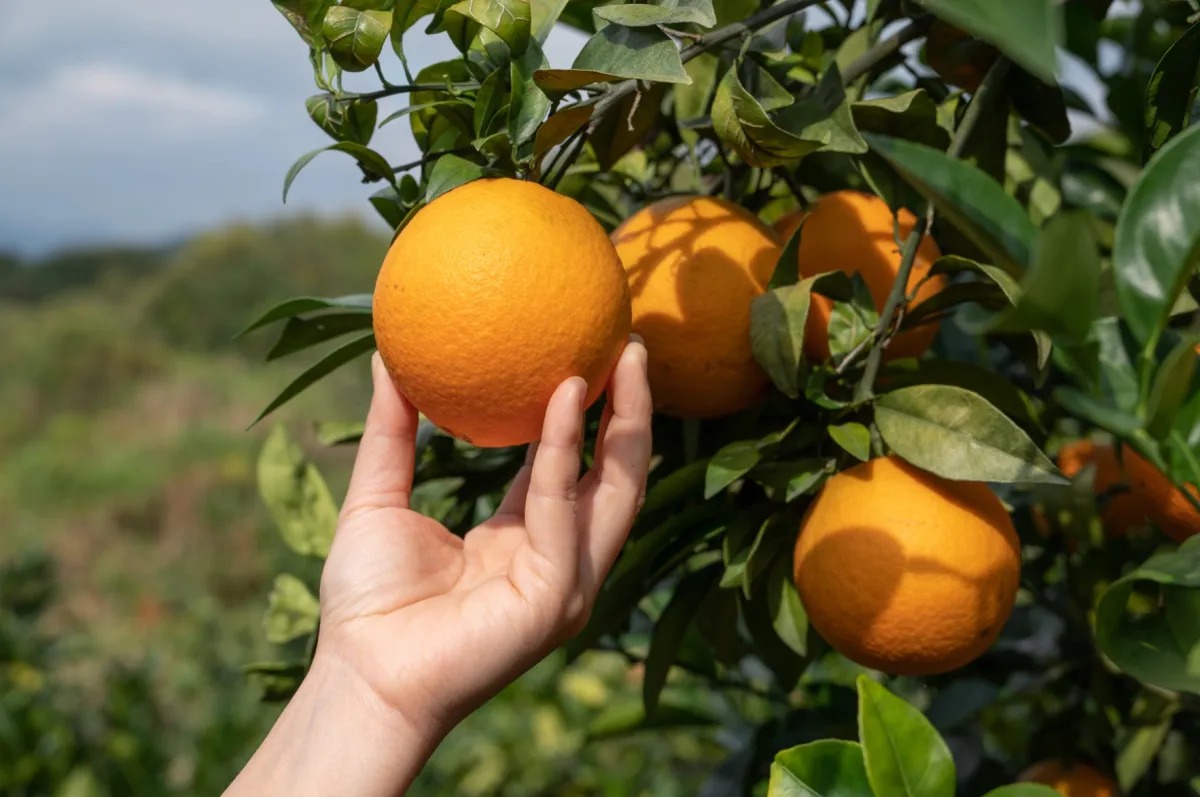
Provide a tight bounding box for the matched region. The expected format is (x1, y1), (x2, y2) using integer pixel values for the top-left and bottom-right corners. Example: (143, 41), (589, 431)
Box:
(227, 338), (652, 797)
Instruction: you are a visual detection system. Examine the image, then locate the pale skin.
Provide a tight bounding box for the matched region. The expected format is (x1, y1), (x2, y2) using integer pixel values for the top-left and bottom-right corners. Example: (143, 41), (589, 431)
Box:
(226, 337), (652, 797)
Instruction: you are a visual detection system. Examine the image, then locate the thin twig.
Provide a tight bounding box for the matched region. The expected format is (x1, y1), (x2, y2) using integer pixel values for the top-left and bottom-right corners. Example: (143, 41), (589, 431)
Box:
(840, 15), (934, 85)
(852, 57), (1011, 403)
(389, 146), (475, 175)
(339, 81), (480, 102)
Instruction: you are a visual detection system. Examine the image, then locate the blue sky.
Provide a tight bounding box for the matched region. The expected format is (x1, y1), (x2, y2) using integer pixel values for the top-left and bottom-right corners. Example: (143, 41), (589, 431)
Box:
(0, 2), (1118, 256)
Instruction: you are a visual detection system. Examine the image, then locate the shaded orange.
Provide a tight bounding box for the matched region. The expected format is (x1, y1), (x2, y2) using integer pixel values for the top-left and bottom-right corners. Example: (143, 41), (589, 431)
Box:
(611, 195), (781, 417)
(1056, 440), (1144, 536)
(1124, 449), (1200, 542)
(373, 178), (631, 447)
(792, 456), (1020, 676)
(775, 190), (945, 362)
(1019, 760), (1118, 797)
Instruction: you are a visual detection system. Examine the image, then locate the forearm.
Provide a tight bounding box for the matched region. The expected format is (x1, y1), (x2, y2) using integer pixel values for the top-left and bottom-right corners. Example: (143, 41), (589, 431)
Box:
(226, 653), (441, 797)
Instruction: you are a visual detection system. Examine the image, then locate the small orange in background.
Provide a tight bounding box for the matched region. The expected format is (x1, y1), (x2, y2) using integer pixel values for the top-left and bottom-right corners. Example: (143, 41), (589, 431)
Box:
(1124, 449), (1200, 542)
(611, 195), (781, 418)
(792, 456), (1020, 676)
(775, 190), (945, 363)
(373, 178), (631, 447)
(1019, 760), (1118, 797)
(1056, 440), (1144, 536)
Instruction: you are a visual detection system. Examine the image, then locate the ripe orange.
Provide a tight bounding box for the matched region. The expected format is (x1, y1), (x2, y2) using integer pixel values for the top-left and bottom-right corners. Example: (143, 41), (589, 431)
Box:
(1056, 440), (1144, 536)
(611, 195), (781, 418)
(373, 178), (631, 447)
(1124, 449), (1200, 542)
(792, 456), (1021, 676)
(775, 190), (945, 363)
(1019, 760), (1118, 797)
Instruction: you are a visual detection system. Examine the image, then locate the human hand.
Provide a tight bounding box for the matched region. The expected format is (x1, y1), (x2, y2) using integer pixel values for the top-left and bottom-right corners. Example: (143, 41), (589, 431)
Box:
(228, 338), (652, 797)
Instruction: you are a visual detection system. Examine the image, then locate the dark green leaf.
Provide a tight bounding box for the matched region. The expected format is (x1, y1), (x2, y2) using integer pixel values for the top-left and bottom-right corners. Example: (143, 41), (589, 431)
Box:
(533, 103), (594, 174)
(912, 0), (1061, 83)
(252, 334), (377, 426)
(641, 459), (708, 514)
(767, 553), (807, 657)
(1113, 124), (1200, 345)
(858, 676), (955, 797)
(590, 83), (666, 170)
(323, 7), (392, 71)
(644, 567), (716, 714)
(473, 69), (507, 137)
(264, 573), (320, 644)
(713, 63), (866, 168)
(306, 95), (378, 145)
(571, 24), (691, 84)
(1144, 20), (1200, 160)
(267, 313), (375, 361)
(424, 154), (488, 201)
(866, 133), (1036, 275)
(829, 423), (871, 462)
(768, 740), (873, 797)
(238, 294), (373, 337)
(1147, 335), (1200, 439)
(1095, 537), (1200, 694)
(751, 272), (851, 397)
(257, 426), (339, 557)
(1009, 69), (1071, 144)
(752, 459), (832, 503)
(989, 211), (1100, 341)
(706, 441), (761, 498)
(509, 41), (551, 158)
(283, 142), (394, 202)
(827, 274), (879, 360)
(852, 90), (948, 150)
(676, 52), (720, 129)
(1052, 387), (1143, 437)
(982, 787), (1062, 797)
(875, 384), (1066, 484)
(595, 0), (716, 28)
(392, 0), (441, 69)
(446, 0), (531, 55)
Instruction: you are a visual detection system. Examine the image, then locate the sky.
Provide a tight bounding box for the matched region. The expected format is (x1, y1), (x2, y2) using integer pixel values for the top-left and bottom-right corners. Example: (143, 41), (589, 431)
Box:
(0, 2), (1118, 256)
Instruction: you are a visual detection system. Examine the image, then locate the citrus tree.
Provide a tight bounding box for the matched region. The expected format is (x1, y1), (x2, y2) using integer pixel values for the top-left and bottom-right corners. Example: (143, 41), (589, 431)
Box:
(243, 0), (1200, 794)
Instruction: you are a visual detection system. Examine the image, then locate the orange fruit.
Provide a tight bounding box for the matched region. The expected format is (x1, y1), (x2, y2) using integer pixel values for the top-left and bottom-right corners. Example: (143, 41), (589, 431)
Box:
(925, 20), (1000, 92)
(373, 178), (631, 447)
(1124, 449), (1200, 542)
(1019, 760), (1118, 797)
(775, 190), (945, 363)
(793, 456), (1021, 676)
(1056, 440), (1144, 536)
(611, 195), (781, 418)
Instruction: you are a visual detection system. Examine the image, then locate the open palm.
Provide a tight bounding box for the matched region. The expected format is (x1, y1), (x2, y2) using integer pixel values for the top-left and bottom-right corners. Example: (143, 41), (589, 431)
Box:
(316, 342), (652, 735)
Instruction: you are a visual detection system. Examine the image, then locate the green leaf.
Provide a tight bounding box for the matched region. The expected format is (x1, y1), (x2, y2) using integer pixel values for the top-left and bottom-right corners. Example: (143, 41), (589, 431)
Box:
(752, 458), (832, 503)
(283, 142), (394, 202)
(713, 63), (867, 168)
(989, 211), (1100, 342)
(589, 83), (666, 171)
(1009, 69), (1071, 144)
(446, 0), (531, 55)
(866, 133), (1036, 275)
(827, 274), (878, 360)
(1113, 124), (1200, 346)
(570, 24), (691, 84)
(266, 312), (375, 361)
(587, 696), (716, 739)
(424, 154), (488, 201)
(829, 423), (871, 462)
(879, 359), (1042, 436)
(594, 0), (716, 28)
(509, 41), (551, 158)
(264, 574), (320, 644)
(982, 787), (1062, 797)
(751, 272), (851, 397)
(768, 740), (873, 797)
(1052, 387), (1143, 437)
(273, 0), (335, 45)
(252, 334), (377, 426)
(1144, 20), (1200, 160)
(392, 0), (442, 69)
(852, 90), (948, 150)
(238, 294), (373, 337)
(1147, 335), (1200, 440)
(323, 7), (392, 71)
(257, 426), (339, 557)
(706, 441), (760, 498)
(767, 553), (807, 657)
(313, 421), (366, 446)
(533, 103), (593, 174)
(306, 95), (378, 145)
(643, 567), (715, 715)
(857, 676), (955, 797)
(875, 384), (1066, 485)
(1095, 537), (1200, 694)
(1116, 702), (1175, 794)
(911, 0), (1061, 83)
(530, 0), (568, 42)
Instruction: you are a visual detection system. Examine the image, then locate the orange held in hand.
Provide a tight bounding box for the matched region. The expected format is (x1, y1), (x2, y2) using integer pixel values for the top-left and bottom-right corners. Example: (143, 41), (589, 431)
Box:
(793, 456), (1021, 676)
(1019, 760), (1118, 797)
(775, 190), (945, 363)
(611, 195), (781, 418)
(1124, 449), (1200, 542)
(373, 178), (631, 447)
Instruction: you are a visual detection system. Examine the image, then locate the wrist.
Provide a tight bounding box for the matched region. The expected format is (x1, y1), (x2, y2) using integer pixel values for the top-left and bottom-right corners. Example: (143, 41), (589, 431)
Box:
(227, 650), (443, 797)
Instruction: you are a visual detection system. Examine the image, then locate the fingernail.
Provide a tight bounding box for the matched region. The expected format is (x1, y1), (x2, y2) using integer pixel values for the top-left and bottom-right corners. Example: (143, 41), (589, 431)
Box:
(629, 333), (645, 346)
(370, 352), (385, 385)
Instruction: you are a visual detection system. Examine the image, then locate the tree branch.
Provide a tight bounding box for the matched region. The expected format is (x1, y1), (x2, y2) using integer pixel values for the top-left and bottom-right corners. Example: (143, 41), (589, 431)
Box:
(388, 146), (475, 176)
(852, 57), (1011, 403)
(840, 14), (934, 86)
(339, 81), (480, 102)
